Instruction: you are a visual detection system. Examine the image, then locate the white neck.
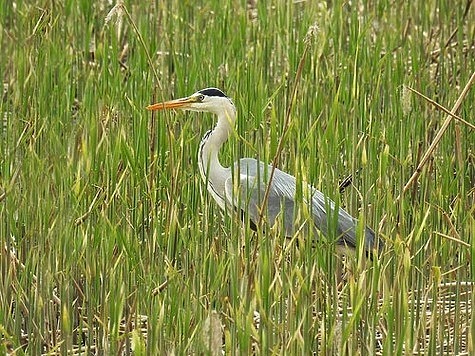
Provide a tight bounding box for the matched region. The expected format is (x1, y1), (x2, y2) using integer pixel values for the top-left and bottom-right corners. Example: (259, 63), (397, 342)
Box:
(198, 106), (236, 206)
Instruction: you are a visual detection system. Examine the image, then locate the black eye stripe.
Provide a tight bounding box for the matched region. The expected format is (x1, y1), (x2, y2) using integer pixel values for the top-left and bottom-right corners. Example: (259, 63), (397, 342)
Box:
(198, 88), (227, 98)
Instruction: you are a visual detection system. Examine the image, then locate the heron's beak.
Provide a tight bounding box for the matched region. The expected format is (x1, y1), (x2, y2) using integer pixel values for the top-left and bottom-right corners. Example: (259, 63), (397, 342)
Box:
(146, 96), (197, 111)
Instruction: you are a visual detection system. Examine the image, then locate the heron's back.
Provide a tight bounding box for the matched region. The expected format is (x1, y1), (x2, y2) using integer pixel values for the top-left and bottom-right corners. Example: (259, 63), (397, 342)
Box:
(233, 158), (382, 255)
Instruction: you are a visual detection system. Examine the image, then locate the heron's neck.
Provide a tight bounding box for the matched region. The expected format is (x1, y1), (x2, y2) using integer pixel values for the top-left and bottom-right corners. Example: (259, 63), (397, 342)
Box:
(198, 110), (235, 186)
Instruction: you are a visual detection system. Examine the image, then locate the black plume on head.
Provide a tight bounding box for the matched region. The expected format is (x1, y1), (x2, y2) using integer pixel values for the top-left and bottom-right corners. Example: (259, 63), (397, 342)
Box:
(198, 88), (228, 98)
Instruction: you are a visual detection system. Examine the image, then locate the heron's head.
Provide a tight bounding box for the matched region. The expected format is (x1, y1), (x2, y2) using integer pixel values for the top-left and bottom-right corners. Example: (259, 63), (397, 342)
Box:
(147, 88), (236, 117)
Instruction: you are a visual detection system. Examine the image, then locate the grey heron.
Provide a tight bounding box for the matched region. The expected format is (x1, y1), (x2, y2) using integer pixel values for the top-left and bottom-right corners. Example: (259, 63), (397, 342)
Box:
(147, 88), (383, 256)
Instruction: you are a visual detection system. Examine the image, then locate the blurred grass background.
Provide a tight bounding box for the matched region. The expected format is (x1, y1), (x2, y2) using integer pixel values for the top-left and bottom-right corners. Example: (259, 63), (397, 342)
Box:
(1, 0), (474, 354)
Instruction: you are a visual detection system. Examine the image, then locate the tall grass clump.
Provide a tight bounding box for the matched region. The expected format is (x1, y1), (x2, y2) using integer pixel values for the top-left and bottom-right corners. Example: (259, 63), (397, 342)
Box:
(1, 0), (474, 354)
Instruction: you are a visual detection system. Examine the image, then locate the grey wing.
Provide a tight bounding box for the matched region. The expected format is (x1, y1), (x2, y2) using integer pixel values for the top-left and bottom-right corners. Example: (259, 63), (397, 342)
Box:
(309, 188), (382, 254)
(224, 163), (297, 237)
(311, 189), (379, 252)
(225, 158), (382, 254)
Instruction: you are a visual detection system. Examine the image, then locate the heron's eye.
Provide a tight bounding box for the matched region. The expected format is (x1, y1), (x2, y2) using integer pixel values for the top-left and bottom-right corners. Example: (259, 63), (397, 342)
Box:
(198, 94), (205, 102)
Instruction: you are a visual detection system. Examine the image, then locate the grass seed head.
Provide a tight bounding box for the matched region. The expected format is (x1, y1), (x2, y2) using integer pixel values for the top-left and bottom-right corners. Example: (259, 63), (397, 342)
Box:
(304, 22), (320, 47)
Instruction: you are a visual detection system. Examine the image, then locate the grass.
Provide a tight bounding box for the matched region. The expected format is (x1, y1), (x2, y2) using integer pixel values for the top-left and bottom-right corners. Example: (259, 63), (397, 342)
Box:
(1, 0), (474, 354)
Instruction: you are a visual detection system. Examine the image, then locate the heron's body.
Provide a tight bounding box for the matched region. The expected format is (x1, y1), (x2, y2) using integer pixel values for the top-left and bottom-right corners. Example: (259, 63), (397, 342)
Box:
(148, 87), (383, 256)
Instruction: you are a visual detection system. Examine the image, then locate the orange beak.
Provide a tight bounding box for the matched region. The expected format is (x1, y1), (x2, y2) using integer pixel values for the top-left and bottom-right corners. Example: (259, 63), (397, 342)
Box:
(146, 96), (196, 111)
